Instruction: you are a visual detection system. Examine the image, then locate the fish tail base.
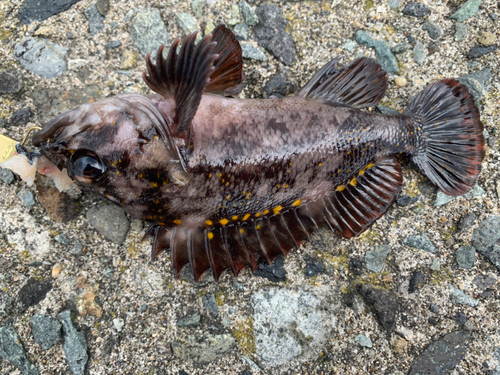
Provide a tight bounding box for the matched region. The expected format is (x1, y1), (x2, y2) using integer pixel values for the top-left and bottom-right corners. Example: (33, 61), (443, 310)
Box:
(404, 79), (484, 196)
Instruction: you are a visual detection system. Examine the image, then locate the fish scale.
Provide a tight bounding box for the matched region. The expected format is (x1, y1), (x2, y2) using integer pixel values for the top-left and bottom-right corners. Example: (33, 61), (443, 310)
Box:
(24, 25), (484, 282)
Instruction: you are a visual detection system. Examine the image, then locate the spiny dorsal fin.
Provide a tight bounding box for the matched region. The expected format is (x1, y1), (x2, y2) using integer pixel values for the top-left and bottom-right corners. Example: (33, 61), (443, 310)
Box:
(298, 57), (388, 108)
(205, 25), (245, 97)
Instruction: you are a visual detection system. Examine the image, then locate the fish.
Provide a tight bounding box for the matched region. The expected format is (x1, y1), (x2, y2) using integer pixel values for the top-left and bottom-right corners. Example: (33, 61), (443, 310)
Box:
(28, 25), (484, 282)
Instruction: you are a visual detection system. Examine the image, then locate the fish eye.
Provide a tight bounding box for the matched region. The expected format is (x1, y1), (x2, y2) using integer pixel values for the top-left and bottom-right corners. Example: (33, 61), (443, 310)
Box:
(68, 150), (107, 186)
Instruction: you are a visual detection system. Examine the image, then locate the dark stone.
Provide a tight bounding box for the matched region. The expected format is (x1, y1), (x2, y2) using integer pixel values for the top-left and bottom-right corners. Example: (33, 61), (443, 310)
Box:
(95, 0), (110, 16)
(84, 4), (105, 36)
(349, 257), (363, 275)
(240, 371), (252, 375)
(396, 194), (419, 207)
(104, 40), (122, 49)
(177, 313), (201, 327)
(478, 288), (494, 299)
(57, 310), (88, 375)
(18, 0), (82, 24)
(202, 294), (218, 317)
(77, 69), (92, 83)
(31, 85), (104, 124)
(454, 246), (476, 269)
(391, 43), (411, 54)
(468, 45), (497, 58)
(18, 278), (52, 310)
(0, 70), (23, 95)
(472, 216), (500, 271)
(31, 314), (62, 350)
(179, 371), (190, 375)
(422, 21), (442, 40)
(472, 274), (496, 289)
(409, 331), (470, 375)
(454, 312), (466, 325)
(0, 323), (39, 375)
(10, 107), (33, 126)
(428, 317), (439, 325)
(409, 271), (426, 293)
(407, 35), (415, 43)
(304, 259), (324, 277)
(86, 205), (130, 244)
(263, 73), (297, 99)
(429, 303), (439, 314)
(457, 212), (476, 231)
(253, 255), (287, 282)
(252, 4), (296, 65)
(356, 284), (398, 331)
(427, 41), (440, 55)
(35, 184), (79, 223)
(402, 2), (430, 17)
(418, 181), (438, 196)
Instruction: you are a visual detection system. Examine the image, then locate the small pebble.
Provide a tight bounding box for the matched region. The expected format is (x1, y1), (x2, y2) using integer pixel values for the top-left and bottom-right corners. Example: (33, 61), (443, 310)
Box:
(130, 219), (144, 232)
(54, 234), (71, 245)
(349, 257), (363, 275)
(365, 245), (390, 273)
(458, 212), (476, 231)
(409, 271), (426, 293)
(21, 190), (36, 208)
(454, 23), (468, 42)
(402, 2), (430, 17)
(477, 31), (496, 46)
(355, 334), (373, 348)
(413, 41), (426, 64)
(454, 312), (466, 325)
(454, 246), (476, 269)
(450, 286), (478, 307)
(468, 45), (497, 58)
(52, 263), (62, 278)
(395, 77), (407, 87)
(140, 304), (148, 312)
(113, 318), (124, 331)
(69, 240), (83, 256)
(0, 168), (15, 184)
(233, 23), (249, 41)
(422, 20), (442, 40)
(304, 259), (324, 277)
(429, 303), (439, 314)
(391, 43), (410, 54)
(430, 258), (441, 271)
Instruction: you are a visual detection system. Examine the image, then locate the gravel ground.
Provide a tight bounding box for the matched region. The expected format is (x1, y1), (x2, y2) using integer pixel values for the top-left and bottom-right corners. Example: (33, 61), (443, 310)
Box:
(0, 0), (499, 374)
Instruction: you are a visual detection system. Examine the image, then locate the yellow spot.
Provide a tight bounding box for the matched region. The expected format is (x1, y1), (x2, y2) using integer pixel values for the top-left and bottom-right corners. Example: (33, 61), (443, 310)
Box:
(336, 185), (346, 192)
(220, 218), (229, 226)
(240, 228), (245, 234)
(350, 178), (357, 186)
(256, 224), (261, 230)
(219, 173), (222, 178)
(359, 170), (365, 176)
(347, 151), (350, 155)
(226, 182), (229, 186)
(207, 232), (214, 240)
(232, 216), (238, 221)
(243, 213), (251, 221)
(285, 184), (289, 188)
(292, 199), (301, 207)
(318, 163), (322, 166)
(137, 173), (143, 178)
(173, 219), (182, 225)
(277, 184), (281, 188)
(255, 212), (261, 218)
(150, 182), (158, 188)
(273, 205), (283, 215)
(208, 173), (212, 178)
(226, 195), (231, 200)
(222, 179), (225, 183)
(263, 209), (269, 215)
(205, 220), (213, 226)
(116, 171), (120, 175)
(338, 169), (342, 173)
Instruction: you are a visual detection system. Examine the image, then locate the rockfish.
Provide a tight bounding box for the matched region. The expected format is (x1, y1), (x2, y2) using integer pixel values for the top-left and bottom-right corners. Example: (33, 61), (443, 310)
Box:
(24, 26), (483, 281)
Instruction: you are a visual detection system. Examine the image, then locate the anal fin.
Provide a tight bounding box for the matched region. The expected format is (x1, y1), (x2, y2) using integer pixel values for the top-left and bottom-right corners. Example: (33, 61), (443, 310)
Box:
(323, 158), (402, 238)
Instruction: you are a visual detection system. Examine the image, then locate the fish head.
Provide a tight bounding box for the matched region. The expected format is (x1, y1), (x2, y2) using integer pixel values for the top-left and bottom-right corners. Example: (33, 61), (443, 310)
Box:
(32, 94), (189, 218)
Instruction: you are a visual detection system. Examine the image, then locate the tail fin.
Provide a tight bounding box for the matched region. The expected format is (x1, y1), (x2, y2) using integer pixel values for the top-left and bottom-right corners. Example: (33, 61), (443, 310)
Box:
(404, 79), (484, 196)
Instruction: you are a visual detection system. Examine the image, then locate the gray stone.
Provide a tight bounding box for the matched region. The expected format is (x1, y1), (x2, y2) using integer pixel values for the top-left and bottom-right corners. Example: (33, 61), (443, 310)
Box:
(454, 246), (476, 269)
(104, 40), (122, 49)
(253, 4), (296, 65)
(413, 41), (426, 64)
(0, 323), (40, 375)
(365, 245), (390, 272)
(95, 0), (110, 16)
(430, 258), (441, 271)
(233, 23), (249, 41)
(10, 107), (33, 126)
(128, 8), (169, 57)
(450, 0), (482, 22)
(176, 13), (199, 36)
(396, 194), (419, 206)
(355, 334), (373, 348)
(454, 23), (468, 42)
(239, 0), (259, 26)
(468, 45), (497, 58)
(403, 234), (437, 254)
(191, 0), (204, 18)
(263, 73), (297, 98)
(391, 43), (410, 54)
(18, 0), (82, 25)
(409, 271), (427, 293)
(357, 284), (398, 331)
(422, 20), (442, 40)
(171, 334), (236, 364)
(21, 190), (36, 208)
(459, 69), (492, 103)
(54, 233), (71, 245)
(355, 30), (375, 47)
(202, 293), (218, 317)
(409, 331), (470, 375)
(113, 318), (124, 331)
(435, 184), (484, 206)
(31, 314), (62, 350)
(402, 2), (430, 17)
(342, 39), (357, 52)
(0, 168), (15, 184)
(0, 292), (13, 316)
(18, 278), (52, 310)
(252, 288), (334, 367)
(472, 216), (500, 253)
(84, 4), (105, 36)
(388, 0), (400, 10)
(253, 255), (286, 281)
(450, 286), (478, 307)
(304, 259), (324, 277)
(376, 105), (400, 115)
(86, 205), (130, 244)
(458, 212), (476, 231)
(473, 275), (496, 290)
(57, 310), (88, 375)
(177, 313), (201, 327)
(14, 38), (68, 79)
(69, 240), (83, 256)
(240, 42), (268, 61)
(0, 70), (23, 95)
(429, 303), (439, 314)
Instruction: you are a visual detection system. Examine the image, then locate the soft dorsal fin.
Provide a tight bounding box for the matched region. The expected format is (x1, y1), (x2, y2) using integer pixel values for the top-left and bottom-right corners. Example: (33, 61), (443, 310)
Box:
(205, 25), (245, 97)
(143, 25), (244, 136)
(298, 57), (388, 108)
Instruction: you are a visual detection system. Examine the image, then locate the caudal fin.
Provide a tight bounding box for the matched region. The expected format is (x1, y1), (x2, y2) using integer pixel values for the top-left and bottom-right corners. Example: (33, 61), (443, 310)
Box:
(404, 79), (484, 196)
